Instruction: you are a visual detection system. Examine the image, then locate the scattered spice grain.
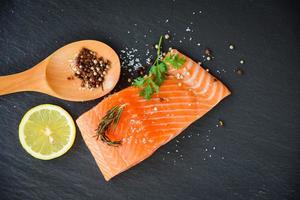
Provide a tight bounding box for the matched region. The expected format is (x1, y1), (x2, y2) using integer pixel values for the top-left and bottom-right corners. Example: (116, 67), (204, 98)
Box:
(234, 68), (244, 75)
(218, 120), (224, 127)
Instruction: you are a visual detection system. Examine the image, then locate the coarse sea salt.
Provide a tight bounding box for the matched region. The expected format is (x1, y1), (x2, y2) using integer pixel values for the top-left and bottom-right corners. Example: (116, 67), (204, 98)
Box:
(120, 47), (143, 71)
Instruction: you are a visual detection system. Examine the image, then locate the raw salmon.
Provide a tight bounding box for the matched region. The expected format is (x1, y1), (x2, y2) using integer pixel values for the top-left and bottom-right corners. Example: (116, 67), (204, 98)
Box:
(76, 50), (230, 181)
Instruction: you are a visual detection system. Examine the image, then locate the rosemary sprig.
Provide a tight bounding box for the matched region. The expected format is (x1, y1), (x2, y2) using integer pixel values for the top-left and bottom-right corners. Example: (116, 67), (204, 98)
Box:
(95, 104), (127, 146)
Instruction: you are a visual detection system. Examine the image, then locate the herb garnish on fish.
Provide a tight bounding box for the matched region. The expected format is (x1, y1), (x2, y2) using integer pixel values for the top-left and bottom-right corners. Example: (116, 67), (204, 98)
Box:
(95, 104), (126, 146)
(164, 53), (186, 69)
(133, 36), (186, 100)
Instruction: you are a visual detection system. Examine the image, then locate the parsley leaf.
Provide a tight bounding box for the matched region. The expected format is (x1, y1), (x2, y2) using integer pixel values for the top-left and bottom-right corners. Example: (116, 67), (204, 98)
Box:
(132, 36), (186, 100)
(140, 82), (154, 100)
(132, 77), (146, 88)
(150, 62), (167, 86)
(164, 54), (186, 69)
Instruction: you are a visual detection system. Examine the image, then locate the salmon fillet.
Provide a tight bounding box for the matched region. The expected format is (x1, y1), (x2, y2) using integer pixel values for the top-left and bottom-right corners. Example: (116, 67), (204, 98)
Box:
(76, 50), (230, 181)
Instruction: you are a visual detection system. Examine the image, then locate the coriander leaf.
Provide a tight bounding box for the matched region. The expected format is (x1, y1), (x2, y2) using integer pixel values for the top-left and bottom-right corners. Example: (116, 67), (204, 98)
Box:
(149, 65), (157, 76)
(133, 36), (181, 100)
(164, 54), (186, 69)
(140, 83), (153, 100)
(150, 62), (167, 86)
(155, 62), (167, 85)
(157, 62), (167, 73)
(149, 78), (159, 93)
(132, 77), (145, 88)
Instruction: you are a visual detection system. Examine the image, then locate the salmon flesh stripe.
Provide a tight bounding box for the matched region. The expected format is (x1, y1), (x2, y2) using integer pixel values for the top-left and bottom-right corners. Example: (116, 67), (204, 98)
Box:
(76, 50), (231, 181)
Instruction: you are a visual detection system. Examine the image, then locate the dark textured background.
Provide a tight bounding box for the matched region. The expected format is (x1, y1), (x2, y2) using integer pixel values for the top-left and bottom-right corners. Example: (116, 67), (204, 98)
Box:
(0, 0), (299, 199)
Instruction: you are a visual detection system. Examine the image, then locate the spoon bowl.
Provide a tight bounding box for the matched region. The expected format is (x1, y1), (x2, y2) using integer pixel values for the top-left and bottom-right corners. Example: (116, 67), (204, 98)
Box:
(0, 40), (120, 101)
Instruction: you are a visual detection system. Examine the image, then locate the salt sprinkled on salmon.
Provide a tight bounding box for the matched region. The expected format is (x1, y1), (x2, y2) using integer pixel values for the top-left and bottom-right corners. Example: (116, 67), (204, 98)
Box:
(76, 50), (230, 181)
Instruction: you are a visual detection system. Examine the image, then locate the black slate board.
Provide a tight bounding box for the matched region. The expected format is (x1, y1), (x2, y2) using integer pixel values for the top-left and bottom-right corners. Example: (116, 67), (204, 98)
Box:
(0, 0), (299, 199)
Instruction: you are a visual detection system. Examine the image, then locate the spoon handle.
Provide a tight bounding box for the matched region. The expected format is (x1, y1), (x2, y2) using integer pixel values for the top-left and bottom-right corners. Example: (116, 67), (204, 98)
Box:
(0, 65), (47, 96)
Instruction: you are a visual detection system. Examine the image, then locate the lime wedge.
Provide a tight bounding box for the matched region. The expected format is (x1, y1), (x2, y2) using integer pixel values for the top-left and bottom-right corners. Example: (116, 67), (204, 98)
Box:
(19, 104), (76, 160)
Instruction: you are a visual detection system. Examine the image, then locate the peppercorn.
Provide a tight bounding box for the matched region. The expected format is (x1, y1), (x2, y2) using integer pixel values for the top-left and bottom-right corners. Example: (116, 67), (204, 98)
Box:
(234, 68), (244, 75)
(218, 120), (224, 127)
(71, 48), (111, 90)
(204, 48), (211, 56)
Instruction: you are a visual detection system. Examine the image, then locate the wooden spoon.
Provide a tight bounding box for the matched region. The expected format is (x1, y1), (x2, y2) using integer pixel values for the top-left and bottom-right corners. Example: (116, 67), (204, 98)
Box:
(0, 40), (120, 101)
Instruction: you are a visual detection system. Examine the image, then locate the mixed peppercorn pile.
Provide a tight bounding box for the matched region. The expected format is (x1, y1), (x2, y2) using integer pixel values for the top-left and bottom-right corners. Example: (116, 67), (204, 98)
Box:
(71, 48), (110, 89)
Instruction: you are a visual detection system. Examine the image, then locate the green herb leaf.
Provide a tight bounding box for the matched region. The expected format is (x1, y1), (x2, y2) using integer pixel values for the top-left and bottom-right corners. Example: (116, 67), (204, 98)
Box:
(132, 36), (186, 100)
(150, 62), (167, 86)
(149, 78), (159, 93)
(164, 54), (186, 69)
(132, 77), (146, 88)
(140, 82), (154, 100)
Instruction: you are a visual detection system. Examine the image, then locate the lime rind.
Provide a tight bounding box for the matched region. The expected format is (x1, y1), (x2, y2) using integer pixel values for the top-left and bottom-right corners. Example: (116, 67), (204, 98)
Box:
(19, 104), (76, 160)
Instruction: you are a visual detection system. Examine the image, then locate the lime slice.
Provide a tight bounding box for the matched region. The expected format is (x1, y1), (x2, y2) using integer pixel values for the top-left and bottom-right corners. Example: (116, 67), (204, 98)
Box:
(19, 104), (76, 160)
